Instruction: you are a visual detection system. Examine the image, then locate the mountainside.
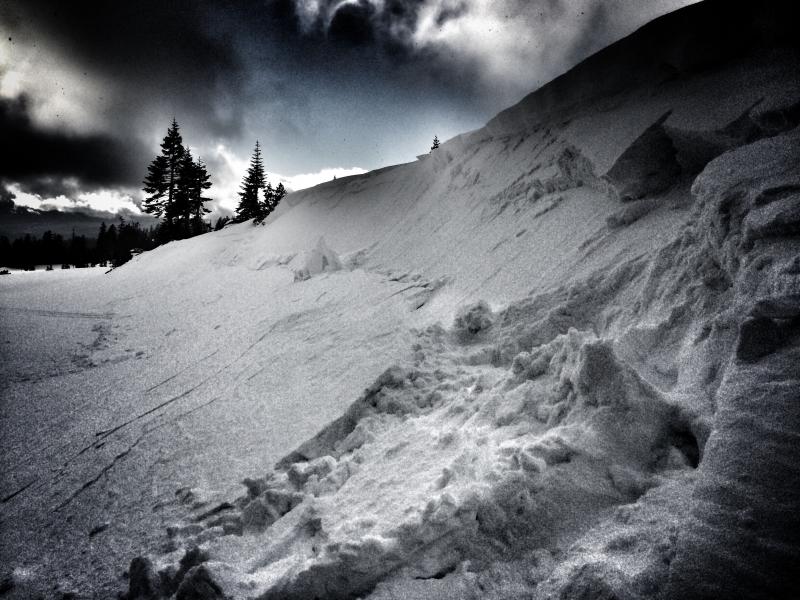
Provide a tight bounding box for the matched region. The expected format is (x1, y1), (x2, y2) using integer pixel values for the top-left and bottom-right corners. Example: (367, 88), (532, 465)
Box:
(1, 1), (799, 598)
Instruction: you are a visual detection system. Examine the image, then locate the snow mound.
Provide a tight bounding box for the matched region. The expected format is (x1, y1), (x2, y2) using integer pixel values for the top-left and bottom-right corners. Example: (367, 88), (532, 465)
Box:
(452, 301), (495, 342)
(292, 238), (343, 282)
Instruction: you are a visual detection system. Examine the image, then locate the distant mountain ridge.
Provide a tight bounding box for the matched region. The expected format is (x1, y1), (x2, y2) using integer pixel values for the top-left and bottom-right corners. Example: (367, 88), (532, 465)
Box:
(0, 204), (158, 240)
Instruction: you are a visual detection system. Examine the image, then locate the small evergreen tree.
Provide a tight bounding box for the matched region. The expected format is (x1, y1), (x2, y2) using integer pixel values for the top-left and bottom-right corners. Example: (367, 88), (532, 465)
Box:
(273, 182), (287, 209)
(254, 181), (287, 225)
(431, 135), (440, 151)
(254, 182), (274, 225)
(235, 141), (266, 222)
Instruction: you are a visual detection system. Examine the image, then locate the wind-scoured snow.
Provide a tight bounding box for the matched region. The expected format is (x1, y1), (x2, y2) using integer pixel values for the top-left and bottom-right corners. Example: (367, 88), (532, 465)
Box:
(2, 0), (799, 598)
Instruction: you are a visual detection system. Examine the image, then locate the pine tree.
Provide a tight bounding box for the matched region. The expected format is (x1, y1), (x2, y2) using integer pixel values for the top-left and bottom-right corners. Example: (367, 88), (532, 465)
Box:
(190, 158), (212, 235)
(170, 148), (195, 236)
(142, 119), (186, 233)
(255, 182), (274, 225)
(254, 181), (286, 225)
(142, 155), (169, 217)
(168, 149), (213, 237)
(96, 222), (109, 265)
(236, 141), (266, 222)
(431, 135), (440, 151)
(273, 182), (287, 209)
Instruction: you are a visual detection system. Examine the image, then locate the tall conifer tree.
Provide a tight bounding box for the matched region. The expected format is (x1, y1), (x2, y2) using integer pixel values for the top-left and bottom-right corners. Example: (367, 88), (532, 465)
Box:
(235, 141), (266, 222)
(142, 119), (185, 234)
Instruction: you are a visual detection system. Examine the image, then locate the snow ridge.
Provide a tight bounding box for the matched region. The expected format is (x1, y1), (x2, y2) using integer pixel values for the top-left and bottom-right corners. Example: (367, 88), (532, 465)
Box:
(128, 123), (800, 598)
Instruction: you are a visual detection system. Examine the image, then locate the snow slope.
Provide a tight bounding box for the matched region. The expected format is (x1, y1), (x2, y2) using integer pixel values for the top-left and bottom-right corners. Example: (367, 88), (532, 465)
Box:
(1, 0), (799, 598)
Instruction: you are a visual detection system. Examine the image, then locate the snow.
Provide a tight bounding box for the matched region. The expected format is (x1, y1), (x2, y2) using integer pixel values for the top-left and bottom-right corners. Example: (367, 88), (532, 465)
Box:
(0, 233), (424, 598)
(291, 237), (343, 281)
(2, 1), (800, 598)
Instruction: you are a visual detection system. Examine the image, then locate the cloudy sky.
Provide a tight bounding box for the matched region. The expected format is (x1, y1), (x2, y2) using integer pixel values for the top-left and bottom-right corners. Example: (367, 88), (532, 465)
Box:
(0, 0), (696, 217)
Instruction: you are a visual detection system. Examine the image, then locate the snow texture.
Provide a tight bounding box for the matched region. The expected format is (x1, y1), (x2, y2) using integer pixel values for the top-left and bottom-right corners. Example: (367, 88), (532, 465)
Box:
(1, 1), (799, 598)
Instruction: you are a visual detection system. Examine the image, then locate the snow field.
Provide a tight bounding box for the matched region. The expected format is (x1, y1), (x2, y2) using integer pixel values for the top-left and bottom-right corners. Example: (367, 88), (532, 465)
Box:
(2, 2), (800, 597)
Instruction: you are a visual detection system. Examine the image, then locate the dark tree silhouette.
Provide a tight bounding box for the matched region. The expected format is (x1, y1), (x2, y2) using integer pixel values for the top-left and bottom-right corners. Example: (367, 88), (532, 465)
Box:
(105, 224), (118, 260)
(273, 182), (287, 210)
(169, 149), (212, 238)
(67, 229), (89, 268)
(169, 148), (194, 230)
(0, 220), (156, 270)
(142, 155), (169, 216)
(0, 236), (11, 268)
(431, 135), (440, 151)
(142, 120), (213, 242)
(236, 141), (266, 222)
(254, 181), (274, 225)
(143, 119), (186, 233)
(254, 181), (287, 225)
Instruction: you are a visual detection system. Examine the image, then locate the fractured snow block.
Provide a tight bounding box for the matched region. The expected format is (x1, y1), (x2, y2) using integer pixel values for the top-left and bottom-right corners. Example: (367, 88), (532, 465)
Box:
(736, 316), (783, 362)
(293, 237), (343, 282)
(287, 456), (337, 489)
(126, 556), (162, 600)
(241, 497), (279, 533)
(604, 111), (681, 202)
(744, 191), (800, 242)
(175, 565), (225, 600)
(453, 301), (494, 342)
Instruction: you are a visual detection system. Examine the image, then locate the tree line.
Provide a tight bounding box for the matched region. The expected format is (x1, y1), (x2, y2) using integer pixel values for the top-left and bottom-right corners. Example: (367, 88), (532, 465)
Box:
(1, 121), (291, 272)
(0, 219), (156, 270)
(144, 124), (288, 232)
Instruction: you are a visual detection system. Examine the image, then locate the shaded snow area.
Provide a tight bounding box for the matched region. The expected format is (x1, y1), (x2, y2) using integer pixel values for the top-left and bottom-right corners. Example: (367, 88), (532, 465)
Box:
(2, 1), (800, 598)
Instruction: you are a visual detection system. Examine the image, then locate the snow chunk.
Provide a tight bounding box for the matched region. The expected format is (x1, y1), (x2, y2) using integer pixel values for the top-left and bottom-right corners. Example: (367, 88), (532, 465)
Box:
(453, 301), (494, 342)
(292, 237), (343, 281)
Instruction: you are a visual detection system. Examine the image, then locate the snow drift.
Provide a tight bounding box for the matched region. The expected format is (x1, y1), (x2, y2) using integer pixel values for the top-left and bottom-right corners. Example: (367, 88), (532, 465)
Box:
(1, 0), (799, 598)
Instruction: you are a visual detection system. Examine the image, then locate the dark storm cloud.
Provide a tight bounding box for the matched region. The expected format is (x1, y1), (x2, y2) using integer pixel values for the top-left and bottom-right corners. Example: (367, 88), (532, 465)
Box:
(1, 0), (695, 205)
(2, 0), (246, 139)
(329, 2), (376, 45)
(0, 0), (253, 199)
(0, 94), (147, 195)
(287, 0), (691, 93)
(287, 0), (466, 56)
